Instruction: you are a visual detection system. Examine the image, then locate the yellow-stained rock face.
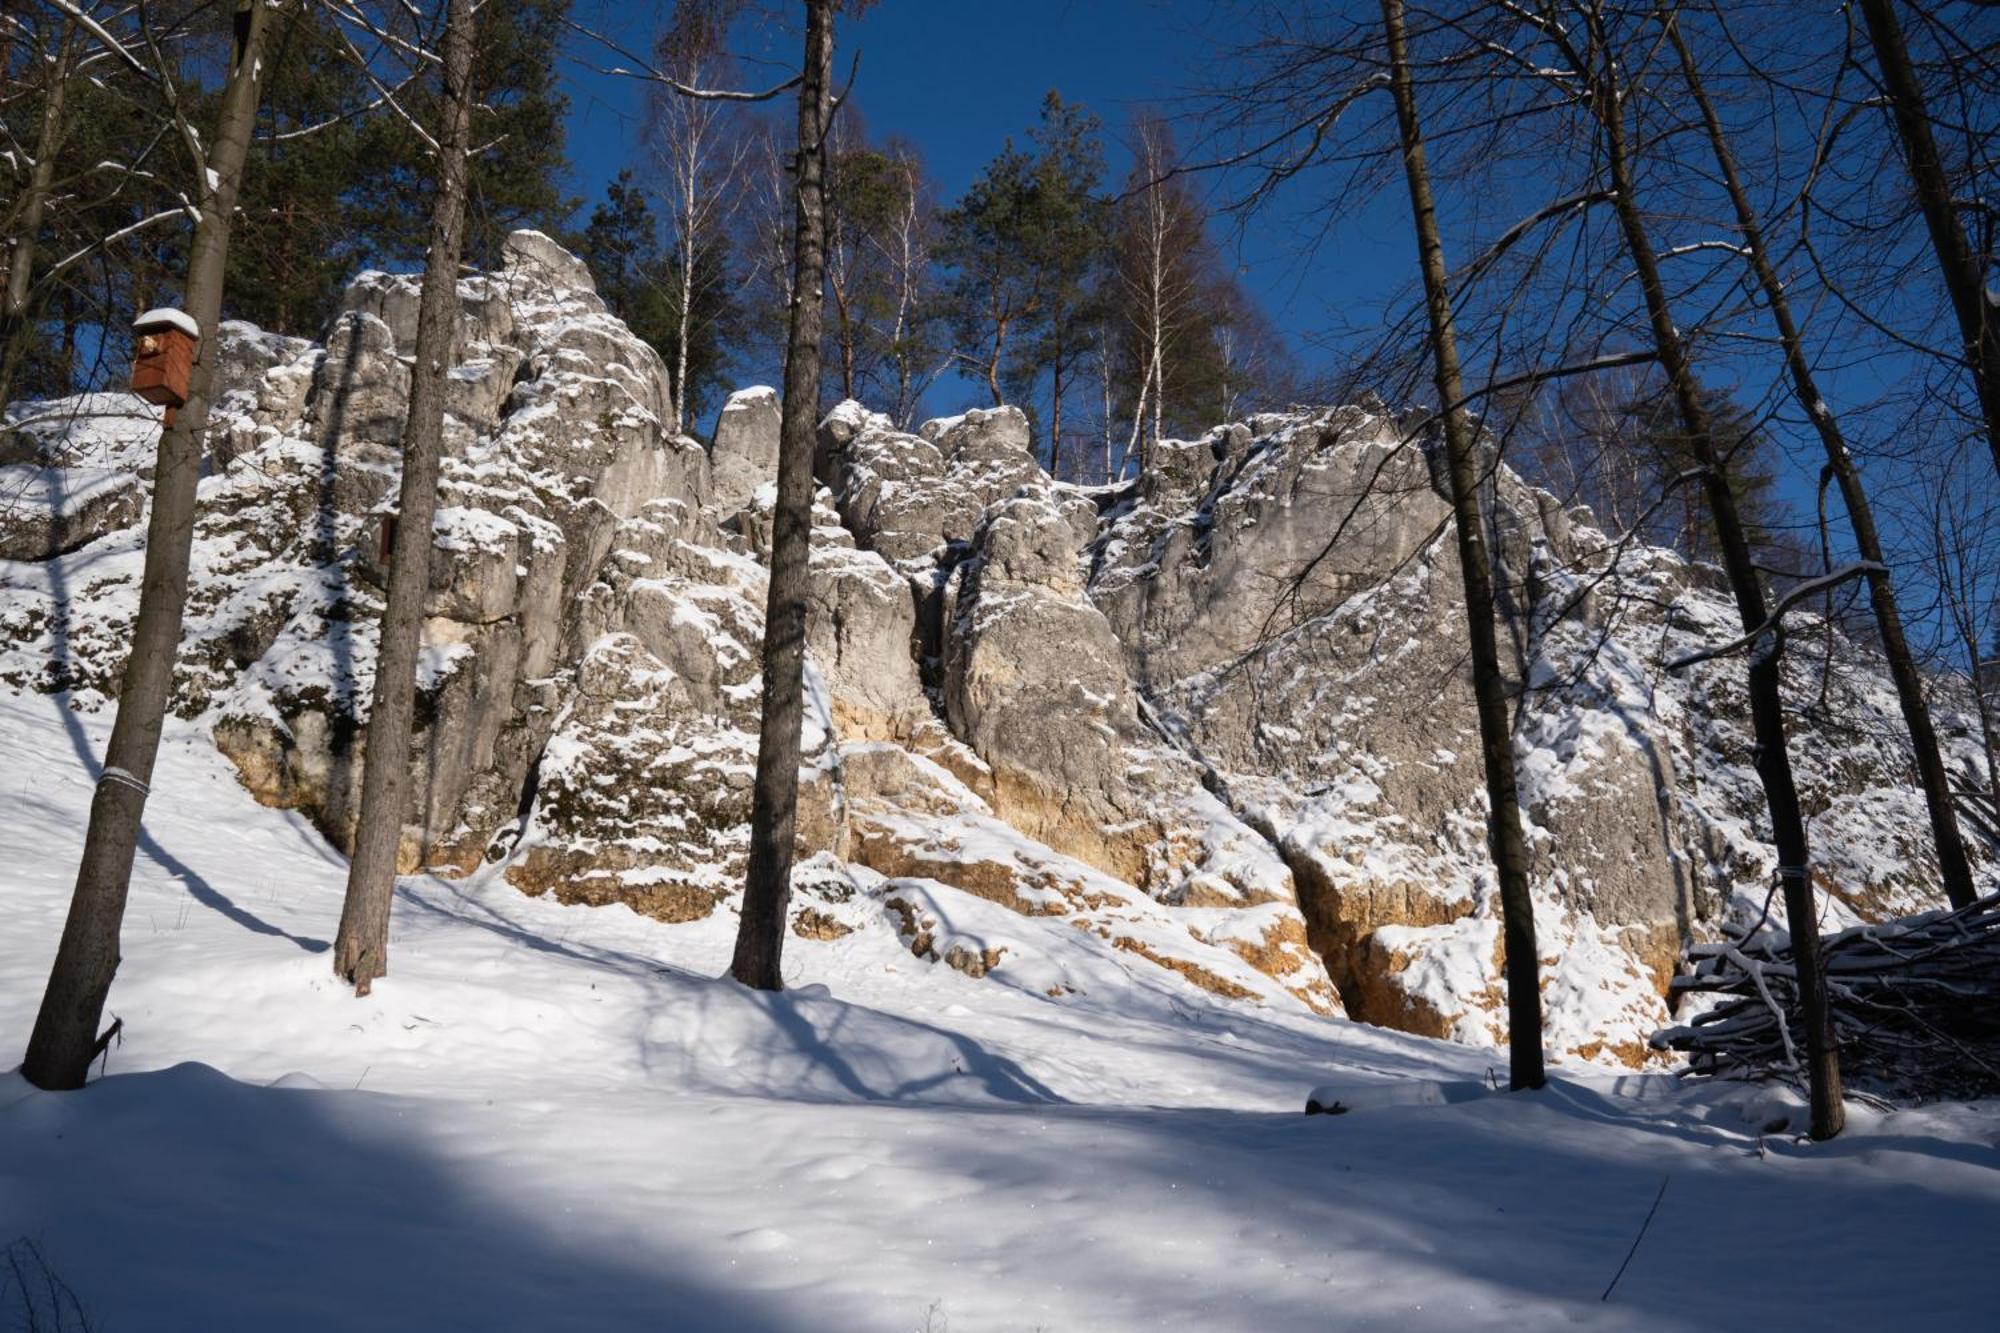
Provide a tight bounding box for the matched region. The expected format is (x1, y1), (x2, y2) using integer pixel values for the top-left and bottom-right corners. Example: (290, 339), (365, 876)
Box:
(1343, 933), (1475, 1041)
(1285, 845), (1467, 1025)
(1111, 935), (1257, 1001)
(24, 237), (1960, 1080)
(506, 847), (720, 924)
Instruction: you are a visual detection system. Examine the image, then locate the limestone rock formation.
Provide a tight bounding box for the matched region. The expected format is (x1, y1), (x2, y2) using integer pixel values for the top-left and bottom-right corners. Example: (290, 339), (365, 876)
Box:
(708, 385), (781, 515)
(1, 233), (1985, 1066)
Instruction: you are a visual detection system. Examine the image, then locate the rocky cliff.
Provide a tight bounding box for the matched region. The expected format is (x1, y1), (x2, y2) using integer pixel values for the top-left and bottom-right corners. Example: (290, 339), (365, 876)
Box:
(3, 232), (1989, 1064)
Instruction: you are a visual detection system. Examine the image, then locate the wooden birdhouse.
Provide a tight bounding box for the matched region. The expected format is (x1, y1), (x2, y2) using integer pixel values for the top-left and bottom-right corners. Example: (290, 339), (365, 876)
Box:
(130, 308), (200, 409)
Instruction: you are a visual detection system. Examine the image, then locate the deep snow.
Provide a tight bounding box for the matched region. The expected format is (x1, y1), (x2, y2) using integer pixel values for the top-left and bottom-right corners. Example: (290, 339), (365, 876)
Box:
(3, 687), (1999, 1331)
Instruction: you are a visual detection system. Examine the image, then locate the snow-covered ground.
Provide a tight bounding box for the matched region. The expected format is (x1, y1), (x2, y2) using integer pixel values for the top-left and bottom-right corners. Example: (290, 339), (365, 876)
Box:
(3, 686), (1998, 1330)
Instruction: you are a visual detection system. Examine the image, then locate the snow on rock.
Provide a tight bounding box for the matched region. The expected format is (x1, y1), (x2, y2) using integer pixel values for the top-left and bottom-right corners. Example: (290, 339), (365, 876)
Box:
(1, 234), (1989, 1072)
(3, 689), (1998, 1329)
(1087, 402), (1993, 1064)
(708, 384), (780, 514)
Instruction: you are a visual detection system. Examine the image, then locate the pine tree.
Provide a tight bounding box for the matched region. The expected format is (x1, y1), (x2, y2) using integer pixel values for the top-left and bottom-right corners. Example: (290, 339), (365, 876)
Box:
(1004, 92), (1110, 476)
(350, 0), (574, 270)
(226, 5), (372, 337)
(1621, 386), (1787, 566)
(939, 142), (1043, 407)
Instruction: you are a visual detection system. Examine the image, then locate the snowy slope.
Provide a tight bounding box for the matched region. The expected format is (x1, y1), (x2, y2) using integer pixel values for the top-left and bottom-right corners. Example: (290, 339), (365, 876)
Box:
(4, 689), (1999, 1330)
(7, 243), (1993, 1077)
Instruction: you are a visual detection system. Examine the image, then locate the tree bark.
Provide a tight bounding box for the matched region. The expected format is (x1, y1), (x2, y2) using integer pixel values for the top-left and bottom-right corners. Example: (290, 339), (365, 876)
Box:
(1583, 8), (1843, 1137)
(985, 310), (1006, 406)
(1380, 0), (1546, 1091)
(0, 23), (75, 411)
(675, 186), (696, 434)
(22, 0), (286, 1091)
(1857, 0), (2000, 482)
(331, 0), (479, 996)
(1050, 349), (1065, 479)
(731, 0), (833, 992)
(1665, 10), (1976, 909)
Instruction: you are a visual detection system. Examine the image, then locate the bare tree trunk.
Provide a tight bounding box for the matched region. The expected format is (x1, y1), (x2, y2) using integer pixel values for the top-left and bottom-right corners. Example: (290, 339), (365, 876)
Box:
(891, 175), (916, 426)
(1666, 10), (1976, 909)
(1583, 7), (1843, 1137)
(1380, 0), (1546, 1091)
(22, 0), (286, 1091)
(0, 23), (75, 411)
(1050, 350), (1065, 479)
(985, 311), (1006, 406)
(1857, 0), (2000, 481)
(1124, 354), (1154, 472)
(732, 0), (833, 992)
(841, 301), (856, 402)
(331, 0), (478, 996)
(1099, 327), (1115, 481)
(1976, 667), (2000, 800)
(675, 184), (696, 434)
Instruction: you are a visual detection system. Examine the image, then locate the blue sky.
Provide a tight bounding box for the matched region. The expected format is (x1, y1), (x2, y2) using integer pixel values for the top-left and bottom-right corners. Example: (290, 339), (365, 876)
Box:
(557, 0), (1410, 412)
(552, 3), (1997, 667)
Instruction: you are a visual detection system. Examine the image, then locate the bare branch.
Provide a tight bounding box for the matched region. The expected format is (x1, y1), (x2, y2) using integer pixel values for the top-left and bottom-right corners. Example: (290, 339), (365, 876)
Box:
(1667, 562), (1888, 672)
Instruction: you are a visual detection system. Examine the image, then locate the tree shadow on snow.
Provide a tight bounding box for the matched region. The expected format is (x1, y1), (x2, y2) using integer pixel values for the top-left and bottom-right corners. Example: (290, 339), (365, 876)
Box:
(398, 882), (1063, 1107)
(37, 477), (327, 955)
(0, 1063), (795, 1331)
(878, 1080), (2000, 1329)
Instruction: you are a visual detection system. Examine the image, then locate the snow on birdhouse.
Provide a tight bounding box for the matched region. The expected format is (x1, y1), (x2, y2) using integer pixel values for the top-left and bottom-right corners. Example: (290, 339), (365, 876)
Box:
(130, 307), (201, 409)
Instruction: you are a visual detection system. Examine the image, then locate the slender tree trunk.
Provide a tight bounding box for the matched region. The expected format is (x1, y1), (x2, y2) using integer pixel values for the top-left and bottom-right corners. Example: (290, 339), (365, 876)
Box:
(986, 311), (1006, 406)
(1125, 353), (1154, 471)
(331, 0), (478, 996)
(1665, 11), (1976, 909)
(1587, 11), (1843, 1137)
(842, 301), (856, 402)
(1972, 637), (2000, 797)
(0, 24), (74, 411)
(1380, 0), (1546, 1091)
(675, 186), (696, 435)
(1857, 0), (2000, 481)
(1099, 328), (1115, 481)
(1050, 343), (1065, 479)
(22, 0), (286, 1091)
(731, 0), (833, 992)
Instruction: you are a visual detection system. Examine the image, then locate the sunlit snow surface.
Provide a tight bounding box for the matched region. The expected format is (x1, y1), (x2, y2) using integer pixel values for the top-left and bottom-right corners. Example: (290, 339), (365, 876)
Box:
(3, 689), (1998, 1330)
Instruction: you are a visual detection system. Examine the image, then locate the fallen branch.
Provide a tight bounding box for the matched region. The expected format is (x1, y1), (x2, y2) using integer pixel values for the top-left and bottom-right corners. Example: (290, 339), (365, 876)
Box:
(1655, 891), (2000, 1101)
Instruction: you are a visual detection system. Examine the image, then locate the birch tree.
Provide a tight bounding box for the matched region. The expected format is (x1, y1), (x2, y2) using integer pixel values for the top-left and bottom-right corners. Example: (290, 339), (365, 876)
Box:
(1113, 115), (1208, 469)
(874, 143), (946, 429)
(650, 0), (744, 434)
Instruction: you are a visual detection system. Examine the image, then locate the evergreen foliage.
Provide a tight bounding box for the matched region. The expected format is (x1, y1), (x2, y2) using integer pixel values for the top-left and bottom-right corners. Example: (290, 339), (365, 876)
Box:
(572, 169), (741, 427)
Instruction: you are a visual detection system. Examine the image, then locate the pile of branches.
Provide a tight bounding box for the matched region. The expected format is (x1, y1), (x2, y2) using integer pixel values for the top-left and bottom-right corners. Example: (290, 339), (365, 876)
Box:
(1653, 891), (2000, 1102)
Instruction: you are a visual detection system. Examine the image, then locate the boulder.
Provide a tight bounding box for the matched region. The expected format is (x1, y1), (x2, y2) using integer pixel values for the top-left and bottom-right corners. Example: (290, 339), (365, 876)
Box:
(709, 385), (781, 514)
(0, 466), (142, 560)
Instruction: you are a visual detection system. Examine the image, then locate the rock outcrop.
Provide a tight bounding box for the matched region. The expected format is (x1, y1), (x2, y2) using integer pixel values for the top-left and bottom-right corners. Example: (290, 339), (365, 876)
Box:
(2, 233), (1987, 1064)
